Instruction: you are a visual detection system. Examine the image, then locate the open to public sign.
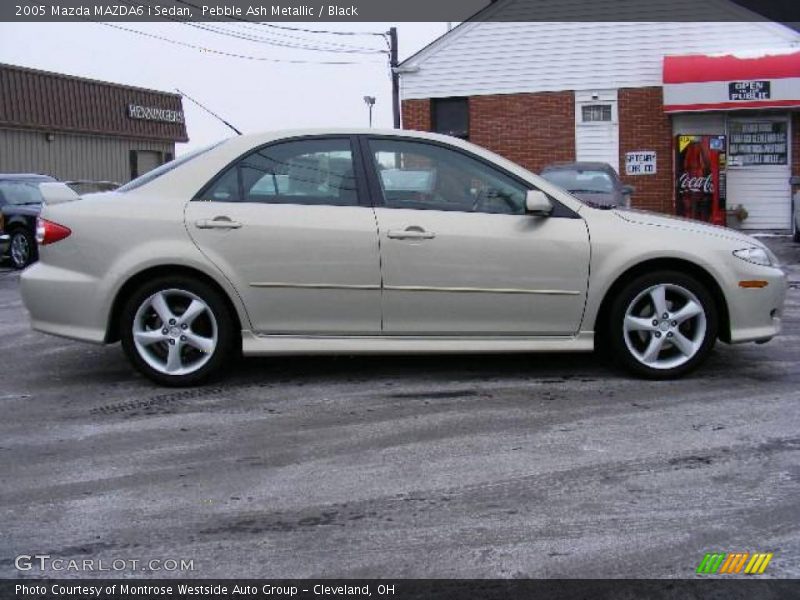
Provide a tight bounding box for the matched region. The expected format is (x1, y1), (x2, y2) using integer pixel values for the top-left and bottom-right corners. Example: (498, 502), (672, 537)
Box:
(729, 81), (771, 101)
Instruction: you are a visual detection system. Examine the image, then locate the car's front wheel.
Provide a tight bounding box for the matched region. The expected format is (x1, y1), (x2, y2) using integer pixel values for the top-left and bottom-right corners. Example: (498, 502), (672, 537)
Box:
(9, 228), (36, 269)
(609, 271), (718, 379)
(120, 276), (236, 386)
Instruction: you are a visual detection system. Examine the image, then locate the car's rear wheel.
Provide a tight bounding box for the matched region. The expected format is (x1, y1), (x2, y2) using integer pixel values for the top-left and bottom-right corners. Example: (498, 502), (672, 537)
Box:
(120, 276), (236, 386)
(609, 271), (718, 379)
(9, 228), (36, 269)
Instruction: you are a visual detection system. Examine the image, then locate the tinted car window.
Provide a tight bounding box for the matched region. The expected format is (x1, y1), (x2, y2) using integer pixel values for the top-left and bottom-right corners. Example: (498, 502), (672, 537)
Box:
(200, 138), (358, 206)
(368, 139), (527, 215)
(0, 181), (45, 206)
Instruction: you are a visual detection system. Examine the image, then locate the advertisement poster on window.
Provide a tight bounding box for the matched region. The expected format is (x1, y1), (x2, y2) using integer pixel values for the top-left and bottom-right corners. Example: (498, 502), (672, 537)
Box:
(728, 121), (787, 166)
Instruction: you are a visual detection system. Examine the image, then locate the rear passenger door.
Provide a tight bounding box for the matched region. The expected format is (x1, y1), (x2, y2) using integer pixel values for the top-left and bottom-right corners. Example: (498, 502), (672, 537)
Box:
(186, 136), (382, 335)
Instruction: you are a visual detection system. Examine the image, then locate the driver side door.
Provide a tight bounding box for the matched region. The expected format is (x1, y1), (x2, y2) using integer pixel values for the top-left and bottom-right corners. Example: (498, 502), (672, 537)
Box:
(364, 136), (591, 335)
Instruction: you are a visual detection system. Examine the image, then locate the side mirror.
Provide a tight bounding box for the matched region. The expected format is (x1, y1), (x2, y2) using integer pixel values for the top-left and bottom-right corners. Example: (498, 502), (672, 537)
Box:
(525, 190), (552, 216)
(621, 184), (636, 196)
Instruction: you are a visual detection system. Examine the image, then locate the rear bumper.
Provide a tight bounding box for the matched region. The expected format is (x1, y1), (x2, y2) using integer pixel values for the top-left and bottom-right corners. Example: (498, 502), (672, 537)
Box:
(20, 261), (107, 343)
(0, 234), (9, 258)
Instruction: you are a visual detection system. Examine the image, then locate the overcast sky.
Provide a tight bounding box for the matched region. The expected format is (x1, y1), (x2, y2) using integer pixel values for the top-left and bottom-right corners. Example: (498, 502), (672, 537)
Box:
(0, 21), (466, 153)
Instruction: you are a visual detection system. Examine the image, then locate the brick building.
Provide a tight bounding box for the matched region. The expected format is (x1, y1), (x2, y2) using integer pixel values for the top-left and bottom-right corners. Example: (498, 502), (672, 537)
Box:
(399, 0), (800, 230)
(0, 63), (188, 184)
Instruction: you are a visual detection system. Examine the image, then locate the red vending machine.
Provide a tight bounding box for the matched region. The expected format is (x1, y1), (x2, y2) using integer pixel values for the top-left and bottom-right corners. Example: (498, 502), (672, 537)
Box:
(675, 135), (727, 226)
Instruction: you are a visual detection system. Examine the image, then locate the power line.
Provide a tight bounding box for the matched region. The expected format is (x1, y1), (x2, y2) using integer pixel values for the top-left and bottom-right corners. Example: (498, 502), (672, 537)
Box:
(181, 21), (387, 54)
(94, 22), (384, 65)
(176, 88), (242, 135)
(225, 20), (383, 52)
(127, 0), (386, 54)
(172, 0), (387, 37)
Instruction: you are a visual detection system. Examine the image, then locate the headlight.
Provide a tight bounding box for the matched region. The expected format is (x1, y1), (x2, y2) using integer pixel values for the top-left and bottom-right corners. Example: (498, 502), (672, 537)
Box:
(733, 247), (773, 266)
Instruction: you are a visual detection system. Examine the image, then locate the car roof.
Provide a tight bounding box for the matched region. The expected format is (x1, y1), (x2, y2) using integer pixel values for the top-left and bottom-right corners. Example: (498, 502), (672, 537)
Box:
(0, 173), (57, 181)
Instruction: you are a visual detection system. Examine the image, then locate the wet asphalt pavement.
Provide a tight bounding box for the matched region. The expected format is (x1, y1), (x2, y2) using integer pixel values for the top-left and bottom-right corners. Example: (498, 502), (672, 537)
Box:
(0, 237), (798, 579)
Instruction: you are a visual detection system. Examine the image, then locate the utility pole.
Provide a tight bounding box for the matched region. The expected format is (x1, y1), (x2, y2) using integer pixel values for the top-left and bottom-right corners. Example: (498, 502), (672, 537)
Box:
(388, 26), (400, 129)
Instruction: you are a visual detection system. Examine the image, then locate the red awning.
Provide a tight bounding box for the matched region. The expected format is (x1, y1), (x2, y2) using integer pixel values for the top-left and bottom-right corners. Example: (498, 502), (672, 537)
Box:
(663, 50), (800, 113)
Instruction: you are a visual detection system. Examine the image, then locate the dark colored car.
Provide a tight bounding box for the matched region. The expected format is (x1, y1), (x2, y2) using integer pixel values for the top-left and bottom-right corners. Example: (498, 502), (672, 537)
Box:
(0, 174), (56, 269)
(540, 162), (634, 208)
(0, 175), (120, 269)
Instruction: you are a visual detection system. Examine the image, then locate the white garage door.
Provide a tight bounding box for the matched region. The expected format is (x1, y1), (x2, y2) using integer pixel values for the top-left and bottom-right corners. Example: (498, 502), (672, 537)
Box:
(574, 90), (619, 173)
(726, 115), (792, 231)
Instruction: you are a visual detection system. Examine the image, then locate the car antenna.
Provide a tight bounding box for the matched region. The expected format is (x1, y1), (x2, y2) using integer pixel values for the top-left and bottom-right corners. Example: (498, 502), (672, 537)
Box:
(175, 88), (242, 136)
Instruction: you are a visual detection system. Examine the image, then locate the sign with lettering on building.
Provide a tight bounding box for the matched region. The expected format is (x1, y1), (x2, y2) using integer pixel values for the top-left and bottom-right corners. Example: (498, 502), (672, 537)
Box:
(625, 151), (657, 175)
(127, 103), (185, 124)
(728, 121), (787, 166)
(728, 81), (771, 101)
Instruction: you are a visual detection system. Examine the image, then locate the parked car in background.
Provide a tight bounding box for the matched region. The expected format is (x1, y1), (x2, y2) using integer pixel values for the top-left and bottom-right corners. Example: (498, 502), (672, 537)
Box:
(540, 162), (634, 208)
(0, 175), (120, 269)
(0, 174), (57, 269)
(0, 213), (9, 261)
(65, 180), (121, 195)
(19, 130), (787, 386)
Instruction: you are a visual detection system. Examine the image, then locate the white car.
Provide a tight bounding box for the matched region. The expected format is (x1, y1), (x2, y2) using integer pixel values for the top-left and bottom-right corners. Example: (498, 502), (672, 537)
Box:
(21, 129), (787, 386)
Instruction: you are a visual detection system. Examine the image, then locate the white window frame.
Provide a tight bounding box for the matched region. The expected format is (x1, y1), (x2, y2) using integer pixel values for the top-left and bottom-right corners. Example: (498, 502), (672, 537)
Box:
(575, 90), (619, 127)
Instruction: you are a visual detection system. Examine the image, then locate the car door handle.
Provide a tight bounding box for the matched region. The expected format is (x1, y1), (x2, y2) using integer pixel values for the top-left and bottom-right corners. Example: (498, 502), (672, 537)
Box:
(387, 227), (436, 240)
(195, 217), (242, 230)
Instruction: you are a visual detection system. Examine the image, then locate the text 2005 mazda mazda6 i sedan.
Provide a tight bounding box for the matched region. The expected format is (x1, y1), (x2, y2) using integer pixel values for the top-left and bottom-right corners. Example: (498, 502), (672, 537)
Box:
(20, 129), (786, 386)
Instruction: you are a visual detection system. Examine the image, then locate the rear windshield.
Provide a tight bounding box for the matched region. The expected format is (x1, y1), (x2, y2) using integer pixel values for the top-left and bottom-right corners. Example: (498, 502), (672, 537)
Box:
(117, 141), (226, 192)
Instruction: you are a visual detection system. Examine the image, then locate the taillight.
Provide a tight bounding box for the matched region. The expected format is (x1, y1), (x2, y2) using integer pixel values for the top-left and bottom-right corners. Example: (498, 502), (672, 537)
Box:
(36, 218), (71, 245)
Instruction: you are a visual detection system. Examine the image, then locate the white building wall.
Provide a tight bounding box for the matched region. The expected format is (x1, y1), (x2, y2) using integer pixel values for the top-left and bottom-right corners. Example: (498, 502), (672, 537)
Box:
(401, 1), (800, 99)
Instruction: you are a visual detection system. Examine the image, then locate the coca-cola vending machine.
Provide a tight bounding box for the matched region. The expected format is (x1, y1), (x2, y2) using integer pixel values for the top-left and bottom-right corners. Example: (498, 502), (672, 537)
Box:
(675, 135), (727, 226)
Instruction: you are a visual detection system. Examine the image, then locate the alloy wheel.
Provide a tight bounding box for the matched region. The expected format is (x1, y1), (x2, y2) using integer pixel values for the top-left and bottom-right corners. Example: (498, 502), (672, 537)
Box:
(10, 232), (30, 268)
(622, 283), (707, 370)
(132, 288), (218, 376)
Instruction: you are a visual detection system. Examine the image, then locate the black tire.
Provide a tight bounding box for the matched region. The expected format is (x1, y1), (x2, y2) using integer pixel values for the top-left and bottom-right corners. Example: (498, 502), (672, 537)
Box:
(608, 271), (718, 379)
(9, 228), (37, 269)
(120, 275), (237, 386)
(793, 224), (800, 243)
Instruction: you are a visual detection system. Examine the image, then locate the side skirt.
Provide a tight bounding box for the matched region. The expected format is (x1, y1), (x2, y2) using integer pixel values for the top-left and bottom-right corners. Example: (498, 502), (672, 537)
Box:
(241, 331), (595, 356)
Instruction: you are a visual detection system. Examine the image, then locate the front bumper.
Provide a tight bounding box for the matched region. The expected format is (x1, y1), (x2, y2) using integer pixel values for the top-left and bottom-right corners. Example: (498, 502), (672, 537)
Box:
(724, 263), (787, 344)
(0, 234), (9, 258)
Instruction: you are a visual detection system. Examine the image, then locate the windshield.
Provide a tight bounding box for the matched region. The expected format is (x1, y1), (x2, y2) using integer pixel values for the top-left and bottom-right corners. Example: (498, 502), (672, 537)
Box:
(117, 140), (226, 192)
(0, 180), (45, 206)
(542, 169), (615, 193)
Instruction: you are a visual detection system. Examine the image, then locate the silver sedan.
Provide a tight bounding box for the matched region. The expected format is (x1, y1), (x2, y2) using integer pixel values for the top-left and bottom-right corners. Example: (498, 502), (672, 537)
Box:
(21, 129), (787, 386)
